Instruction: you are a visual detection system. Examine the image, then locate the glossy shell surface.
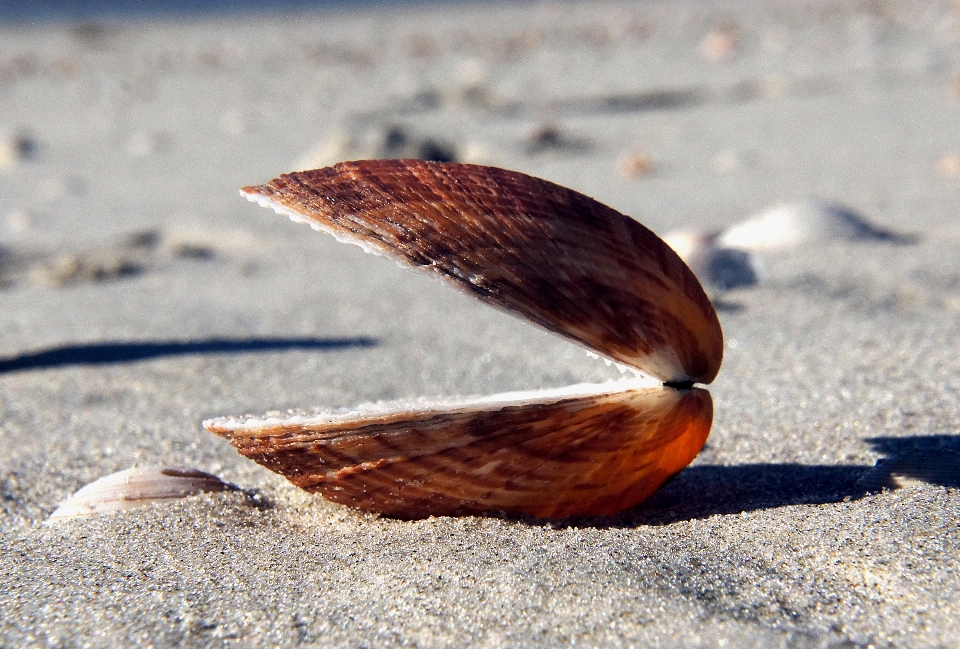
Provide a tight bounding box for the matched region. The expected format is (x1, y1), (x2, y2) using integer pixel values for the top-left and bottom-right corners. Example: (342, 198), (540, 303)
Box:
(242, 160), (722, 384)
(207, 382), (712, 519)
(206, 160), (723, 519)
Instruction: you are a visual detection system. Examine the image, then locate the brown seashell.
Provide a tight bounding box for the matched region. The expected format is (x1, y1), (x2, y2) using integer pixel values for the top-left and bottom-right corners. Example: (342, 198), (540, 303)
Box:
(206, 160), (723, 519)
(240, 160), (721, 384)
(207, 383), (712, 519)
(47, 466), (235, 523)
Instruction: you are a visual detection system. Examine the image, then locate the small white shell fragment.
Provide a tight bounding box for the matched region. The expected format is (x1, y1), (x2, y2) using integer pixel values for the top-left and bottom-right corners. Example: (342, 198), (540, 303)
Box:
(718, 201), (904, 251)
(663, 229), (719, 264)
(856, 449), (960, 492)
(47, 466), (235, 523)
(663, 229), (759, 293)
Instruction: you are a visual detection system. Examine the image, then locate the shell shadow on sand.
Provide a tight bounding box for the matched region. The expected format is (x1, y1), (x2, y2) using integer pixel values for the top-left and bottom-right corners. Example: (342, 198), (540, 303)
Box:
(574, 434), (960, 528)
(0, 337), (377, 373)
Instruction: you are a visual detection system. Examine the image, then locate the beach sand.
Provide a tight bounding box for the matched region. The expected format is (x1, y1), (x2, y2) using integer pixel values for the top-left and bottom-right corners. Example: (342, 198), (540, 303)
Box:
(2, 0), (959, 646)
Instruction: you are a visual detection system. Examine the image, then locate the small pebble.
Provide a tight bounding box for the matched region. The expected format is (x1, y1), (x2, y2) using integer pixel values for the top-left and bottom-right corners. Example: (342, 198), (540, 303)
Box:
(294, 125), (458, 170)
(620, 153), (655, 177)
(701, 25), (740, 60)
(70, 22), (115, 48)
(7, 229), (215, 289)
(34, 252), (143, 286)
(935, 153), (960, 177)
(459, 141), (499, 166)
(0, 131), (36, 170)
(168, 241), (215, 260)
(525, 124), (589, 155)
(445, 60), (497, 108)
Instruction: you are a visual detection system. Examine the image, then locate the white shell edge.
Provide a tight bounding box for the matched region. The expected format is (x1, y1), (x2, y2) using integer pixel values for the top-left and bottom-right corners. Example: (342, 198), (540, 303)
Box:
(204, 375), (663, 433)
(242, 189), (390, 258)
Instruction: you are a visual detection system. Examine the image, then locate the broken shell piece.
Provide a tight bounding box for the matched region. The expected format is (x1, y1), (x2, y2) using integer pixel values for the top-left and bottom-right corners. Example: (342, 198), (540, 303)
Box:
(856, 449), (960, 492)
(208, 160), (722, 519)
(240, 161), (721, 384)
(663, 229), (759, 293)
(47, 466), (235, 523)
(718, 200), (912, 251)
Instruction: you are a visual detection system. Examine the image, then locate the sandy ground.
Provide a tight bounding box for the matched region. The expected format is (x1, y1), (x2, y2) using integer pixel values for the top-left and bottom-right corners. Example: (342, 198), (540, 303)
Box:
(2, 0), (960, 646)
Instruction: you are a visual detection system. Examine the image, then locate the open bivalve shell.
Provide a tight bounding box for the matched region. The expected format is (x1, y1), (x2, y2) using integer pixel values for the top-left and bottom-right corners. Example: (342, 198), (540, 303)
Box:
(204, 160), (723, 519)
(47, 467), (236, 523)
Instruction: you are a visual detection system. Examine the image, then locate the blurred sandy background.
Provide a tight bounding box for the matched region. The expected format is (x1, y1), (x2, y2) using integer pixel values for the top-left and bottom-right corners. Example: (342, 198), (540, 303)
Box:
(2, 1), (960, 646)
